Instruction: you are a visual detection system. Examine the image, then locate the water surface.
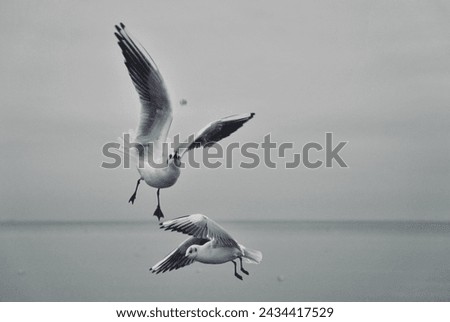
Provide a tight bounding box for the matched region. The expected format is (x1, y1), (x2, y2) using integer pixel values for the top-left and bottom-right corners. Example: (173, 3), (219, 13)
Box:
(1, 220), (449, 301)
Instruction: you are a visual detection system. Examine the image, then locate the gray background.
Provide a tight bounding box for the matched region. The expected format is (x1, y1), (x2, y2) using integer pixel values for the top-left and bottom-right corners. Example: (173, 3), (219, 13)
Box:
(1, 0), (449, 223)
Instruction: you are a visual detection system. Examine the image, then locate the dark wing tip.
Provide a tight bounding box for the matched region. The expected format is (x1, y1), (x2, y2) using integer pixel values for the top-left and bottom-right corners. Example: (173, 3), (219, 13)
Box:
(250, 112), (255, 118)
(149, 267), (160, 274)
(114, 23), (126, 33)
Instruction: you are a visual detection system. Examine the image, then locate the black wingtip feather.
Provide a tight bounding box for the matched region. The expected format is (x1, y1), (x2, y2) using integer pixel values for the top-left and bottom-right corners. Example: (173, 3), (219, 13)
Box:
(120, 22), (125, 28)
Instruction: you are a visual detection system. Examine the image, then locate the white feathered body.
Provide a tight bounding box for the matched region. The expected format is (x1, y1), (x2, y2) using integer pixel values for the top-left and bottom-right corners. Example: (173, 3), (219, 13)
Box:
(195, 241), (262, 265)
(120, 131), (181, 189)
(195, 241), (242, 264)
(138, 162), (180, 189)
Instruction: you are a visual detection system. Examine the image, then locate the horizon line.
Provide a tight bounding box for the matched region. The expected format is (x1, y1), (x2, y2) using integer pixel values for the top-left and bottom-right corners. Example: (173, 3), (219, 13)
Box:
(1, 218), (450, 225)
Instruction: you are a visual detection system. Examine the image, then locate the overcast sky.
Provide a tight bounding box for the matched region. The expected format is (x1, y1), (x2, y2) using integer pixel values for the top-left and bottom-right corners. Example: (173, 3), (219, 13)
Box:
(1, 0), (449, 222)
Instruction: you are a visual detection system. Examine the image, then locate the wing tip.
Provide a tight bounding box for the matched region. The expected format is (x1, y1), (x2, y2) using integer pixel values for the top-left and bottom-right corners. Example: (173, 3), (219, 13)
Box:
(114, 22), (126, 35)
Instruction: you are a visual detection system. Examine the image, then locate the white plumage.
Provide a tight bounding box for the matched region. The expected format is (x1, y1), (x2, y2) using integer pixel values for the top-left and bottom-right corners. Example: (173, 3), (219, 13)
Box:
(114, 23), (255, 220)
(151, 214), (262, 280)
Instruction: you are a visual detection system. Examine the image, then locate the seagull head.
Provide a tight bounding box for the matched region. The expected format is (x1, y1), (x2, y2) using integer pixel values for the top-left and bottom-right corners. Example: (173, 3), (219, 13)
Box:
(173, 152), (181, 167)
(185, 245), (198, 259)
(167, 152), (181, 168)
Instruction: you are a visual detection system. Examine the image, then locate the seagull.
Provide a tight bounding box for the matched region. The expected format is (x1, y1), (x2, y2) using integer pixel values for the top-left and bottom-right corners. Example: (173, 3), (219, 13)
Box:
(150, 214), (262, 280)
(114, 23), (255, 220)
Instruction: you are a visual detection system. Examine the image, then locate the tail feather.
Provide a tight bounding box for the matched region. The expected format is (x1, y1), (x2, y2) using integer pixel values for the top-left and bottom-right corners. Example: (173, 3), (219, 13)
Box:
(241, 246), (262, 264)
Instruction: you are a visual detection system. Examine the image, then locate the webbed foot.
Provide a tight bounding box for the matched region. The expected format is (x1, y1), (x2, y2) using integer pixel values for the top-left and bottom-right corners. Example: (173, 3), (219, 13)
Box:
(128, 193), (137, 204)
(153, 205), (164, 221)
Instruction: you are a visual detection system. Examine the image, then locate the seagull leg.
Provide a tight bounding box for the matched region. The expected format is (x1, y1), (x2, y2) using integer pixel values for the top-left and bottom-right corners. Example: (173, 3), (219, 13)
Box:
(153, 188), (164, 221)
(128, 179), (141, 204)
(239, 257), (249, 275)
(232, 260), (243, 280)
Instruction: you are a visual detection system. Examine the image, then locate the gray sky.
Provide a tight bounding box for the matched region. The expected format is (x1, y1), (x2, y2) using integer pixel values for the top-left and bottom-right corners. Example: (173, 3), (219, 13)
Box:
(1, 0), (449, 222)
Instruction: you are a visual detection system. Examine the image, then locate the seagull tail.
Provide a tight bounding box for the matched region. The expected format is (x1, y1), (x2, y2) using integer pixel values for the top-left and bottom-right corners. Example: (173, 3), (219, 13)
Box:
(241, 246), (262, 264)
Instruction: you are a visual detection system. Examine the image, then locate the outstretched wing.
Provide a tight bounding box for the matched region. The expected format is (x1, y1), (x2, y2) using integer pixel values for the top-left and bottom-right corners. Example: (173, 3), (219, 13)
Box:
(150, 237), (208, 274)
(175, 113), (255, 156)
(115, 23), (173, 145)
(160, 214), (239, 248)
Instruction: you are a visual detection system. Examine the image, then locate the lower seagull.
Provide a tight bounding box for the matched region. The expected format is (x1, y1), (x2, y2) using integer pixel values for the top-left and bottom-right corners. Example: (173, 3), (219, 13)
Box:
(150, 214), (262, 280)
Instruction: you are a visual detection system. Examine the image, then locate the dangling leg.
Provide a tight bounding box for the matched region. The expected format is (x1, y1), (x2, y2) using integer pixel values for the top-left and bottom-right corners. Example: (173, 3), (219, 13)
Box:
(239, 257), (249, 275)
(128, 179), (141, 204)
(153, 188), (164, 220)
(232, 260), (243, 280)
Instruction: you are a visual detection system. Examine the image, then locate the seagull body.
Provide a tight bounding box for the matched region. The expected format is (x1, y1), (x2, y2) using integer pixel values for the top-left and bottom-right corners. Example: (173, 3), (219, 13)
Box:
(138, 161), (180, 189)
(150, 214), (262, 280)
(193, 241), (242, 264)
(114, 23), (255, 220)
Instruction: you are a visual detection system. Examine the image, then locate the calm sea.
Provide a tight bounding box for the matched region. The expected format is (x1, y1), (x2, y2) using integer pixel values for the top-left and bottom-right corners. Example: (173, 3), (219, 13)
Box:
(1, 220), (449, 301)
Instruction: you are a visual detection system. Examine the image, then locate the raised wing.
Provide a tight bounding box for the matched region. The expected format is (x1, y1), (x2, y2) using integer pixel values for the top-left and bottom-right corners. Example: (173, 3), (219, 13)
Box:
(175, 113), (255, 156)
(160, 214), (239, 248)
(150, 237), (208, 274)
(115, 23), (173, 145)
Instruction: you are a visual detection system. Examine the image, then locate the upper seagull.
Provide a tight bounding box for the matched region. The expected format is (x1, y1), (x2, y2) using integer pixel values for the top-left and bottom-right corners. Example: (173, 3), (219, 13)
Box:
(150, 214), (263, 280)
(114, 23), (255, 220)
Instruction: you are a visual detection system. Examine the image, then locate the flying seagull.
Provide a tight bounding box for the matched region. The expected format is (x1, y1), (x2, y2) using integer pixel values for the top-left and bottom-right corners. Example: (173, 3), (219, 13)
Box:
(114, 23), (255, 220)
(150, 214), (262, 280)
